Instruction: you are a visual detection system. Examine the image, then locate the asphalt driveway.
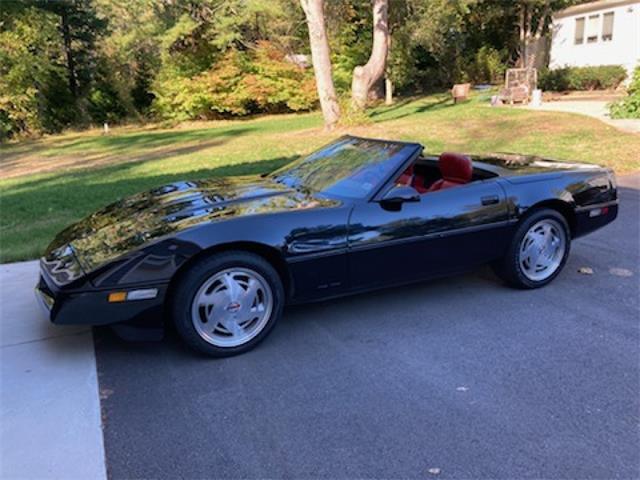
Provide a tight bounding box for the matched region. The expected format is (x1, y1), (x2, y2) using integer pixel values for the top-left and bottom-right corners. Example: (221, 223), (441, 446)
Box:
(94, 174), (640, 478)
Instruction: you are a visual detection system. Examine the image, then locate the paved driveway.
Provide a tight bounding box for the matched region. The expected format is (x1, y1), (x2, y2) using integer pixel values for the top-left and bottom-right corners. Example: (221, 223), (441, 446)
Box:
(525, 101), (640, 134)
(96, 174), (640, 479)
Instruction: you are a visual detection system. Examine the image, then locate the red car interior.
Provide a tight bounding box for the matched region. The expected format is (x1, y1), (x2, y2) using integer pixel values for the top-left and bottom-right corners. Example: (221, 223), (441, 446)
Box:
(426, 152), (473, 192)
(397, 164), (415, 188)
(398, 152), (473, 194)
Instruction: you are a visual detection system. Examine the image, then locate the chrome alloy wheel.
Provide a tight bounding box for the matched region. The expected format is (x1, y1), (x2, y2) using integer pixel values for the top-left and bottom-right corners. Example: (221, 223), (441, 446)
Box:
(519, 218), (566, 282)
(191, 268), (273, 347)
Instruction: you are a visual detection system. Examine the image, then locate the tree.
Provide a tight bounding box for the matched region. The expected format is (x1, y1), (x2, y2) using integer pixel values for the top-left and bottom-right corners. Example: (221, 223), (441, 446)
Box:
(300, 0), (340, 129)
(31, 0), (107, 118)
(351, 0), (389, 111)
(517, 0), (551, 68)
(516, 0), (587, 68)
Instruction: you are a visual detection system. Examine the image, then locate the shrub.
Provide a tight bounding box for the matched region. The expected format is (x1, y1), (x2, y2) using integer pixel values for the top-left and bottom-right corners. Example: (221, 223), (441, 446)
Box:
(87, 87), (128, 124)
(0, 8), (72, 139)
(609, 66), (640, 119)
(466, 46), (507, 85)
(153, 42), (317, 121)
(539, 65), (627, 91)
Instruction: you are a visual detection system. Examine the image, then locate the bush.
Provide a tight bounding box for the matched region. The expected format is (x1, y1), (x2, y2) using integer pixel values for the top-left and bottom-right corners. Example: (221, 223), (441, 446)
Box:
(539, 65), (627, 91)
(153, 42), (317, 121)
(0, 7), (72, 139)
(609, 66), (640, 119)
(466, 46), (507, 85)
(87, 87), (128, 124)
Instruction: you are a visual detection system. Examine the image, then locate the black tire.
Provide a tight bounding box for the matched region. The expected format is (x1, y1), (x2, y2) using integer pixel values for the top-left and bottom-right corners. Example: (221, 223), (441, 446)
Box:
(171, 251), (284, 357)
(493, 208), (571, 289)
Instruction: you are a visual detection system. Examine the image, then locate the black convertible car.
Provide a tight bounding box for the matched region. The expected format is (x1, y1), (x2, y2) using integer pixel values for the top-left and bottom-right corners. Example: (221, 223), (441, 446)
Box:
(36, 136), (618, 356)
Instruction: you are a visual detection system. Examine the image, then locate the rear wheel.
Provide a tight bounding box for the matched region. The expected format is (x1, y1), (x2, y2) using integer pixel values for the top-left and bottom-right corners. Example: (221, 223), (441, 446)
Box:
(493, 209), (570, 289)
(171, 251), (284, 357)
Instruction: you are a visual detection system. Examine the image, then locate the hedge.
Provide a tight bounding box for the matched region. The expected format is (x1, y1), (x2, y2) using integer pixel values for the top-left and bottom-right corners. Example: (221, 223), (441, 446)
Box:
(539, 65), (627, 92)
(609, 66), (640, 119)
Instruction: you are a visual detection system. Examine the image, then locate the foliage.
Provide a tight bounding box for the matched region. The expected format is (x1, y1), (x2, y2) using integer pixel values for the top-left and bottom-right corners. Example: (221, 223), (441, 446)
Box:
(609, 67), (640, 119)
(0, 0), (109, 139)
(539, 65), (628, 91)
(0, 0), (604, 139)
(336, 93), (372, 127)
(466, 46), (507, 84)
(149, 1), (314, 119)
(0, 7), (69, 139)
(153, 42), (317, 120)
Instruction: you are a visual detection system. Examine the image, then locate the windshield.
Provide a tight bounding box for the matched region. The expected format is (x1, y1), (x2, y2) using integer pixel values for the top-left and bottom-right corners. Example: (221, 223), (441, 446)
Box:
(271, 136), (418, 199)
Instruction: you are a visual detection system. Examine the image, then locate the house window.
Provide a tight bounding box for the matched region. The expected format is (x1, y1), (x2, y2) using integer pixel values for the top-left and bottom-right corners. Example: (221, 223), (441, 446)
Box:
(602, 12), (614, 41)
(575, 17), (585, 44)
(587, 14), (599, 43)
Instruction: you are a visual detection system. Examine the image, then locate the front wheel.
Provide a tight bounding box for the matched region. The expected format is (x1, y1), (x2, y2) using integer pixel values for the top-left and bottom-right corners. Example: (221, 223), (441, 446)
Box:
(493, 209), (571, 289)
(171, 251), (284, 357)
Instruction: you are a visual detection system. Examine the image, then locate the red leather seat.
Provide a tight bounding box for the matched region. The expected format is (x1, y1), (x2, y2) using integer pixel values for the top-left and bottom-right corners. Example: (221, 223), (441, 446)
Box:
(412, 173), (428, 193)
(397, 164), (414, 186)
(426, 152), (473, 192)
(397, 164), (429, 194)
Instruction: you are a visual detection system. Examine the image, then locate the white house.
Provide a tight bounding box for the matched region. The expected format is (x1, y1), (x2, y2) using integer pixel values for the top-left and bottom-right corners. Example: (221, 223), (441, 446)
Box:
(549, 0), (639, 78)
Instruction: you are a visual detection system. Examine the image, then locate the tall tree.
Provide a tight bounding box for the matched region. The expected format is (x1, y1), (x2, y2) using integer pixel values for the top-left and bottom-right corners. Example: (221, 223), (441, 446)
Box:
(516, 0), (586, 68)
(517, 0), (552, 68)
(351, 0), (389, 110)
(300, 0), (340, 129)
(31, 0), (106, 110)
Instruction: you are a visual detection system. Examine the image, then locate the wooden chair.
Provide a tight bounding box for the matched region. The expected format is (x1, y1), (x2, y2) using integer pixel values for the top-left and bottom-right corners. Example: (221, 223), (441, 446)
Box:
(451, 83), (471, 104)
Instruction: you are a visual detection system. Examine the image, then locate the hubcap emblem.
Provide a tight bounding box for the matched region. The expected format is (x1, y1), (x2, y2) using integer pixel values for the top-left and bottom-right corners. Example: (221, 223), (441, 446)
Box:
(226, 302), (241, 313)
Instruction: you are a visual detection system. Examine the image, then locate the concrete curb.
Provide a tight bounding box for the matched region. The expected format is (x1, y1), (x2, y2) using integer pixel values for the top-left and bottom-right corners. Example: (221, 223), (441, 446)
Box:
(0, 261), (106, 480)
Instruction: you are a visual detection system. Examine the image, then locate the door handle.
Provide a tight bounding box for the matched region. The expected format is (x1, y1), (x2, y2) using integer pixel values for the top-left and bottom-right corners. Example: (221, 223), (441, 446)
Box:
(481, 195), (500, 206)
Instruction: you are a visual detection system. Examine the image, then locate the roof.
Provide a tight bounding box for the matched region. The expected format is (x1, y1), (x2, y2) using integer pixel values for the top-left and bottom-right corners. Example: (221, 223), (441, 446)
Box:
(554, 0), (638, 18)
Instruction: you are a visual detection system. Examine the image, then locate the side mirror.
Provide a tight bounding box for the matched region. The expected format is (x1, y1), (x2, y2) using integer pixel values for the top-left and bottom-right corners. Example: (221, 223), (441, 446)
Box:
(380, 185), (420, 208)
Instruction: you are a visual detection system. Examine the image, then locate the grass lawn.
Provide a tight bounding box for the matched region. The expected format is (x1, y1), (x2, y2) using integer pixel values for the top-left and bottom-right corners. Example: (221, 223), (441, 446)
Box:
(1, 92), (639, 263)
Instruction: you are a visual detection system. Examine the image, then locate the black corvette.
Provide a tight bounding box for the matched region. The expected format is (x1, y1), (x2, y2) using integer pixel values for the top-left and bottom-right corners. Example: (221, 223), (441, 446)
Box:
(36, 135), (618, 356)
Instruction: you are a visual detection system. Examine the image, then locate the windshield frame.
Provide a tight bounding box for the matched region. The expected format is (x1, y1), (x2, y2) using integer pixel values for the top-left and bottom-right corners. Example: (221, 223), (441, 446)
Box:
(270, 136), (422, 202)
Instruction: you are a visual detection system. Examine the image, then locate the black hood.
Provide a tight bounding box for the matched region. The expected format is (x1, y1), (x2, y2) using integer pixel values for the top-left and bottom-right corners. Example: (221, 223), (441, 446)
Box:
(44, 175), (338, 274)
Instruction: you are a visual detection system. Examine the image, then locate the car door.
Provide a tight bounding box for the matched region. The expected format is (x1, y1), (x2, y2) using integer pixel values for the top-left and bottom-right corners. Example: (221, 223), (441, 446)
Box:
(347, 179), (512, 291)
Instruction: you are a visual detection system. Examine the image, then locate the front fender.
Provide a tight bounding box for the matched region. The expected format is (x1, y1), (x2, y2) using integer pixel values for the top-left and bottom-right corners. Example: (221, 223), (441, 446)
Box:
(87, 206), (352, 291)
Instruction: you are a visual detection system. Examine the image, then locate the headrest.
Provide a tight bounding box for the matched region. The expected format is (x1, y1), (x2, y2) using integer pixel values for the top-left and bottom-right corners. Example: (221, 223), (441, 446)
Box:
(438, 152), (473, 183)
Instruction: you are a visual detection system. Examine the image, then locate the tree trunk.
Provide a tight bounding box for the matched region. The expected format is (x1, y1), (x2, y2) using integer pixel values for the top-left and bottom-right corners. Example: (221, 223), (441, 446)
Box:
(385, 76), (393, 105)
(519, 1), (551, 69)
(384, 33), (393, 105)
(351, 0), (389, 111)
(300, 0), (340, 130)
(518, 4), (528, 68)
(527, 4), (551, 69)
(60, 7), (78, 99)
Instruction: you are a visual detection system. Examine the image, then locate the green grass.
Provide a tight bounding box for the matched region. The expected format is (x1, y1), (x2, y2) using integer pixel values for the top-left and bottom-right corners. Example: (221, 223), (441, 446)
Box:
(1, 92), (639, 263)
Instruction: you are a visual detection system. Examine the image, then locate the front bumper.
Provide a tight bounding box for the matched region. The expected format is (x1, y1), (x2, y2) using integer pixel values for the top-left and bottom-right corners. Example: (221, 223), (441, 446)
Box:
(35, 267), (168, 340)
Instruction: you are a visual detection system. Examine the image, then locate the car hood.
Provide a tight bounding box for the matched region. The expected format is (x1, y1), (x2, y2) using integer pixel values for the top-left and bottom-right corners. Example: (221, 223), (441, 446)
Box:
(44, 175), (337, 275)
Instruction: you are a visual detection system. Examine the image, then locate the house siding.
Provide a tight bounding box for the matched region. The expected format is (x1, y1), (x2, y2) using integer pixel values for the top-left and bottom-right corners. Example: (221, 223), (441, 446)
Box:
(549, 0), (640, 78)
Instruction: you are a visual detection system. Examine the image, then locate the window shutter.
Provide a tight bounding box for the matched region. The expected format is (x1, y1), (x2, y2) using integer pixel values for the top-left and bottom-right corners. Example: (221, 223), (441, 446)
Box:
(602, 12), (614, 41)
(575, 17), (585, 44)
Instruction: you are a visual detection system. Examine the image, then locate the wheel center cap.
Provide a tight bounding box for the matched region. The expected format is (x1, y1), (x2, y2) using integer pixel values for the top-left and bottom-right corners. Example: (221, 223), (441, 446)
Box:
(226, 302), (241, 313)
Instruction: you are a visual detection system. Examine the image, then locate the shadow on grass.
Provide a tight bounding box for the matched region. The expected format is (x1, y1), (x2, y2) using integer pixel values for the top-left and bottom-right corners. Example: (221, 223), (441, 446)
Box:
(0, 126), (256, 179)
(0, 155), (297, 262)
(369, 95), (453, 123)
(45, 125), (257, 156)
